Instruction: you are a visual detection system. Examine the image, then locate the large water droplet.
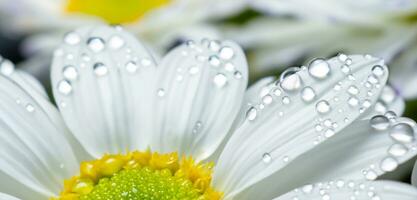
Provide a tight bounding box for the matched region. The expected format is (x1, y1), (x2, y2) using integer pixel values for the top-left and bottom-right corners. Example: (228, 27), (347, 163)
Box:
(246, 107), (257, 121)
(109, 35), (125, 49)
(280, 73), (301, 91)
(372, 65), (385, 77)
(308, 58), (330, 79)
(62, 65), (78, 80)
(64, 32), (81, 45)
(370, 115), (390, 131)
(87, 37), (105, 52)
(316, 100), (331, 114)
(0, 59), (14, 76)
(301, 86), (316, 102)
(380, 156), (398, 172)
(57, 80), (72, 95)
(262, 153), (272, 164)
(93, 63), (108, 77)
(388, 143), (408, 156)
(213, 73), (227, 88)
(389, 123), (415, 143)
(218, 46), (234, 60)
(125, 61), (138, 73)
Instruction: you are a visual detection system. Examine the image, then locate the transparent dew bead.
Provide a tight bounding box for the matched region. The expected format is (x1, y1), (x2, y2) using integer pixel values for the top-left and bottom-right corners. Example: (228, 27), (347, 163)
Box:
(280, 73), (302, 91)
(218, 46), (234, 60)
(57, 80), (73, 95)
(308, 58), (330, 79)
(93, 63), (108, 77)
(157, 88), (165, 97)
(380, 156), (398, 172)
(348, 97), (359, 107)
(385, 111), (397, 120)
(188, 66), (199, 75)
(246, 107), (257, 121)
(365, 170), (378, 180)
(301, 86), (316, 102)
(125, 61), (138, 73)
(109, 35), (125, 49)
(370, 115), (390, 131)
(262, 95), (273, 105)
(0, 59), (14, 76)
(338, 53), (348, 62)
(302, 185), (313, 194)
(234, 71), (243, 79)
(389, 123), (415, 143)
(62, 65), (78, 80)
(213, 73), (227, 88)
(224, 62), (235, 71)
(140, 58), (152, 67)
(316, 100), (331, 114)
(25, 104), (35, 113)
(347, 85), (359, 95)
(64, 32), (81, 45)
(388, 143), (408, 156)
(372, 65), (385, 77)
(208, 55), (221, 67)
(87, 37), (106, 52)
(208, 40), (221, 51)
(262, 153), (272, 164)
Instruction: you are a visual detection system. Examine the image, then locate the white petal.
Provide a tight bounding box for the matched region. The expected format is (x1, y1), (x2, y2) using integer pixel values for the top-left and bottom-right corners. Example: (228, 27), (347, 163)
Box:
(363, 84), (405, 118)
(389, 42), (417, 99)
(236, 115), (417, 199)
(413, 160), (417, 187)
(51, 26), (158, 158)
(0, 193), (20, 200)
(274, 180), (417, 200)
(0, 75), (78, 197)
(151, 39), (248, 161)
(213, 55), (389, 198)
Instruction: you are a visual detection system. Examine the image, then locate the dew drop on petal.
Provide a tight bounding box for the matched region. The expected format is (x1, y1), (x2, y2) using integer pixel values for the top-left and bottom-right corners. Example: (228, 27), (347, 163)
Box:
(62, 65), (78, 80)
(57, 80), (73, 95)
(301, 86), (316, 102)
(0, 59), (14, 76)
(372, 65), (385, 77)
(280, 73), (301, 91)
(64, 32), (81, 45)
(262, 94), (273, 105)
(388, 143), (408, 156)
(370, 115), (390, 131)
(246, 107), (257, 121)
(87, 37), (106, 52)
(224, 62), (235, 71)
(234, 71), (243, 79)
(157, 88), (165, 97)
(262, 153), (272, 164)
(109, 35), (125, 49)
(316, 100), (331, 114)
(25, 104), (35, 112)
(140, 58), (152, 66)
(380, 156), (398, 172)
(282, 96), (291, 104)
(213, 73), (227, 88)
(219, 46), (234, 60)
(389, 123), (415, 143)
(348, 97), (359, 107)
(347, 85), (359, 95)
(365, 170), (378, 180)
(188, 66), (199, 75)
(338, 53), (348, 62)
(125, 61), (138, 73)
(93, 63), (108, 77)
(308, 58), (330, 79)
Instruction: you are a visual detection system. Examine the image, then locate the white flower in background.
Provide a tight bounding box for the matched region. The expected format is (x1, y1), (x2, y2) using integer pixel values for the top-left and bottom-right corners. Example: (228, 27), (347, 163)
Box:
(0, 0), (247, 79)
(224, 0), (417, 99)
(1, 26), (417, 200)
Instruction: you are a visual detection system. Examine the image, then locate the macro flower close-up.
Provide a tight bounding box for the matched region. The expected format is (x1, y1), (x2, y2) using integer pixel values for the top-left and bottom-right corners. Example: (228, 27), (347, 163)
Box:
(0, 25), (417, 200)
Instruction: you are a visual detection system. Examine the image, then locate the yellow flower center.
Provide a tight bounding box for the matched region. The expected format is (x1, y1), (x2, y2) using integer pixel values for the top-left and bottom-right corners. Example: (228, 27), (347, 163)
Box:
(65, 0), (170, 24)
(53, 150), (222, 200)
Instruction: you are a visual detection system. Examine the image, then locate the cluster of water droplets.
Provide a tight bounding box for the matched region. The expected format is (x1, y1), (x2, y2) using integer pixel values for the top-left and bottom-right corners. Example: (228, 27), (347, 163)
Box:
(361, 112), (417, 181)
(289, 180), (385, 200)
(56, 26), (155, 101)
(253, 54), (387, 164)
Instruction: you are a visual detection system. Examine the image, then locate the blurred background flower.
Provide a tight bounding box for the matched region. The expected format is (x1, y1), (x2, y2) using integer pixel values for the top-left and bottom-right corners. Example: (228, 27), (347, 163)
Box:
(0, 0), (416, 185)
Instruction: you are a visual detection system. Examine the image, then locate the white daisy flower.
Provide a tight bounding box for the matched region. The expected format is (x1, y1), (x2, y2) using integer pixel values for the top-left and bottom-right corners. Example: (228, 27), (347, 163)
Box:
(0, 0), (247, 79)
(225, 0), (417, 99)
(0, 25), (417, 200)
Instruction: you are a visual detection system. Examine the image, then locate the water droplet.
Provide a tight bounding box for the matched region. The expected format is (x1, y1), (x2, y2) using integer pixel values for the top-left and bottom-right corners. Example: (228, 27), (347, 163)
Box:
(219, 46), (234, 60)
(308, 58), (330, 79)
(347, 85), (359, 95)
(280, 73), (301, 91)
(385, 111), (397, 120)
(302, 185), (313, 194)
(25, 104), (35, 112)
(188, 66), (199, 75)
(380, 156), (398, 172)
(282, 96), (291, 104)
(93, 63), (108, 77)
(57, 80), (72, 95)
(209, 55), (221, 67)
(388, 143), (408, 156)
(87, 37), (105, 52)
(301, 86), (316, 102)
(262, 153), (272, 163)
(125, 61), (138, 73)
(370, 115), (390, 130)
(340, 64), (351, 74)
(157, 88), (165, 97)
(140, 58), (152, 66)
(338, 53), (348, 62)
(368, 75), (379, 84)
(213, 73), (227, 88)
(389, 123), (415, 143)
(246, 107), (257, 121)
(224, 62), (235, 71)
(372, 65), (385, 77)
(64, 32), (81, 45)
(324, 129), (335, 138)
(348, 97), (359, 107)
(62, 65), (78, 80)
(208, 40), (221, 51)
(316, 100), (331, 114)
(109, 35), (125, 49)
(234, 71), (243, 79)
(273, 88), (282, 96)
(365, 170), (378, 180)
(0, 59), (14, 76)
(262, 95), (273, 105)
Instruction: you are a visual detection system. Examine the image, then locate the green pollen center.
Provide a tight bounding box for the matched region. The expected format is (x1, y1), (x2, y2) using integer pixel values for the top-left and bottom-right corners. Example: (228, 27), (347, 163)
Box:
(79, 167), (203, 200)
